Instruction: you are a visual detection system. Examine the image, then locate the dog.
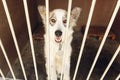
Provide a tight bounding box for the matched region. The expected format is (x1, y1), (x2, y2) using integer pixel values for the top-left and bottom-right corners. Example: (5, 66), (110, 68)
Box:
(38, 6), (81, 80)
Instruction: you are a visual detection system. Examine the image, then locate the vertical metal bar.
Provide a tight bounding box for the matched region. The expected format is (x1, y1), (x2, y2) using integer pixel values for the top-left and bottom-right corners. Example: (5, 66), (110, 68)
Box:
(86, 0), (120, 80)
(22, 0), (38, 80)
(73, 0), (96, 80)
(0, 68), (6, 80)
(115, 73), (120, 80)
(0, 39), (16, 80)
(100, 45), (120, 80)
(2, 0), (27, 80)
(60, 0), (72, 80)
(45, 0), (50, 80)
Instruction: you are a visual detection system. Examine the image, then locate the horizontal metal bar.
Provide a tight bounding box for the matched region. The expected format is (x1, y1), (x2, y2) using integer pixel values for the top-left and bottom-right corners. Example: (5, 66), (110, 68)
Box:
(0, 77), (22, 80)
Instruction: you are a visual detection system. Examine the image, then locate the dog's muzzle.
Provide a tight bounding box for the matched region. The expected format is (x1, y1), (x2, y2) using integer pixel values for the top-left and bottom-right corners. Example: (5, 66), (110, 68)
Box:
(55, 30), (62, 43)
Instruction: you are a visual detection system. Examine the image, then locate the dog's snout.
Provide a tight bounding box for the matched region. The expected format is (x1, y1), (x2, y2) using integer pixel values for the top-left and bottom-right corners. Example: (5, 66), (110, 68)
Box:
(55, 30), (62, 37)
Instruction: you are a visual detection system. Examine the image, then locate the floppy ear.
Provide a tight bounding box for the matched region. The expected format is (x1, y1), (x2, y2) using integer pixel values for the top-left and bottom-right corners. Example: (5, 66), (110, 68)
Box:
(38, 5), (46, 20)
(71, 7), (82, 21)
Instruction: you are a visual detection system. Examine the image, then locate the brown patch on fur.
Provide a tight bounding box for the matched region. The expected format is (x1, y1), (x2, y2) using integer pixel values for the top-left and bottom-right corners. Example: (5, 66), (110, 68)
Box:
(49, 12), (56, 26)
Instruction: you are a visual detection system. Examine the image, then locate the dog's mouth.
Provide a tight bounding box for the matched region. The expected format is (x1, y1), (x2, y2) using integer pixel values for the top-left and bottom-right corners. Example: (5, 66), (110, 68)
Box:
(55, 37), (62, 43)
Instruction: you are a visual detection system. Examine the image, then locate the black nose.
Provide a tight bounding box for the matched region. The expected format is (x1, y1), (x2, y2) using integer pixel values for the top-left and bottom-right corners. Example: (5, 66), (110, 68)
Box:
(55, 30), (62, 37)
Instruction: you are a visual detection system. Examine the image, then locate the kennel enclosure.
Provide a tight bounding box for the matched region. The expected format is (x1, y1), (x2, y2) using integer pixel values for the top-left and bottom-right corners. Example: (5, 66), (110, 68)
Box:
(0, 0), (120, 80)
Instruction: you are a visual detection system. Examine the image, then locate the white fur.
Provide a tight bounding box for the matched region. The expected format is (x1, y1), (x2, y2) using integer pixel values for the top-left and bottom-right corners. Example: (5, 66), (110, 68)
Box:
(38, 6), (81, 80)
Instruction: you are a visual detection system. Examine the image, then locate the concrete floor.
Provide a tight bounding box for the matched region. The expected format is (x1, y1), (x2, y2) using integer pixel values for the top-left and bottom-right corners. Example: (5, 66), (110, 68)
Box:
(7, 31), (120, 80)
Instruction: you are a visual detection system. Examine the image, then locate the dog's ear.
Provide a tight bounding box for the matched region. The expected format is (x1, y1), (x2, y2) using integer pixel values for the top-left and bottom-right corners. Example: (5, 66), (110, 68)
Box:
(38, 5), (46, 20)
(71, 7), (82, 21)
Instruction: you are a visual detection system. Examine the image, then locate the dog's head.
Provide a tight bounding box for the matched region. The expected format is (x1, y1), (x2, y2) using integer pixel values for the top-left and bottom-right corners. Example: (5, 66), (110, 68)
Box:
(38, 6), (81, 43)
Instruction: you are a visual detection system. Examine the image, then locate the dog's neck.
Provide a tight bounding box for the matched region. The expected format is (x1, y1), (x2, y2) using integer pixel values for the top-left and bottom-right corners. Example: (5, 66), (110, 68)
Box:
(56, 43), (64, 56)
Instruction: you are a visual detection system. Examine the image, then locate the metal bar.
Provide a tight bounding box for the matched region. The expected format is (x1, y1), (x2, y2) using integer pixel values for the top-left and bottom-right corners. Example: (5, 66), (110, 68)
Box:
(115, 73), (120, 80)
(22, 0), (38, 80)
(0, 39), (16, 80)
(0, 69), (6, 80)
(45, 0), (50, 80)
(73, 0), (96, 80)
(86, 0), (120, 80)
(2, 0), (27, 80)
(100, 45), (120, 80)
(60, 0), (72, 80)
(0, 77), (22, 80)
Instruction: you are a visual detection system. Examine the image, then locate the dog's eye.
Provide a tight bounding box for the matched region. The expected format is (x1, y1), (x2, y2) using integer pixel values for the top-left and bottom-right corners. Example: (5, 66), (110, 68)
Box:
(51, 19), (56, 23)
(63, 19), (67, 24)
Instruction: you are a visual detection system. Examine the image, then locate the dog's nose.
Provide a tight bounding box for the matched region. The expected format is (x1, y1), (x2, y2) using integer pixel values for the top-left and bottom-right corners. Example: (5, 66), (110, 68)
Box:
(55, 30), (62, 37)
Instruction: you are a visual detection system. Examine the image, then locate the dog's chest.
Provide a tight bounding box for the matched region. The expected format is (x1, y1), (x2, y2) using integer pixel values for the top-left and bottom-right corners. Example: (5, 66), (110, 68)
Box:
(55, 49), (64, 71)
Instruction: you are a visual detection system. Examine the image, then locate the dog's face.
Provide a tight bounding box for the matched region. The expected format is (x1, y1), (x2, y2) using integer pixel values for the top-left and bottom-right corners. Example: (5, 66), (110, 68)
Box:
(38, 6), (81, 43)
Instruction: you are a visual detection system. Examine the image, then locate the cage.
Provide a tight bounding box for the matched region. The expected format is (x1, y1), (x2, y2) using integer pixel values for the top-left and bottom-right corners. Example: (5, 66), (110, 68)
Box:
(0, 0), (120, 80)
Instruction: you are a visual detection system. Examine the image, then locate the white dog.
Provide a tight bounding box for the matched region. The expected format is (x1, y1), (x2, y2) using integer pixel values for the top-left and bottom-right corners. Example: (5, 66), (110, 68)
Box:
(38, 6), (81, 80)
